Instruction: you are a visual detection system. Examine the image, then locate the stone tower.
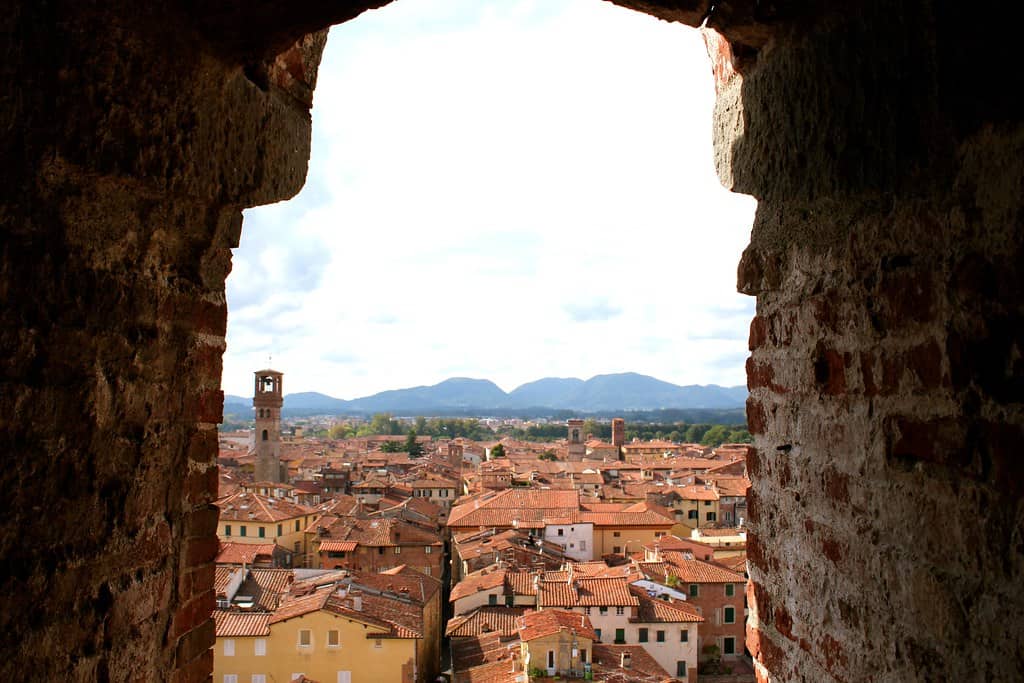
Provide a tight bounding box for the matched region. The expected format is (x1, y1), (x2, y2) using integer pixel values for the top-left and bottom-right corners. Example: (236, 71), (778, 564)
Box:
(253, 368), (285, 483)
(611, 418), (626, 460)
(567, 419), (586, 461)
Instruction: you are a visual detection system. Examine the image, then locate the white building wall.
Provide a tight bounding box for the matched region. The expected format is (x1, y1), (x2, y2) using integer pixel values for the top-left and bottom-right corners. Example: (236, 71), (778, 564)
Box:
(543, 523), (594, 561)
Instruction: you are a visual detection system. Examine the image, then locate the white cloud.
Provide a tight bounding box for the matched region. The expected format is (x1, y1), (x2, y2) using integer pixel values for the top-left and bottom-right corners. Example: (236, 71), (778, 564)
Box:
(223, 0), (757, 399)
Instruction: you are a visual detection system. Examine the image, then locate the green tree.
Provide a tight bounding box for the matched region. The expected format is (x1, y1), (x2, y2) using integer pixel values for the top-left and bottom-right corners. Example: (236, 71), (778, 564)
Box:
(405, 430), (424, 457)
(379, 439), (403, 452)
(490, 443), (506, 458)
(538, 449), (558, 461)
(700, 424), (729, 446)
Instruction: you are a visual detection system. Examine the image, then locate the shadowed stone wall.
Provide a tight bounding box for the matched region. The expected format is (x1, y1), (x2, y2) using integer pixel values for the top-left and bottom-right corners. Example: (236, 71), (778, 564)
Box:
(1, 1), (1020, 681)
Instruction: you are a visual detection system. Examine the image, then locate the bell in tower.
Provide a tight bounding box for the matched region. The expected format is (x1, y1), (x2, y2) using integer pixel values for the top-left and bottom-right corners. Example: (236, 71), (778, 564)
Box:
(253, 368), (285, 483)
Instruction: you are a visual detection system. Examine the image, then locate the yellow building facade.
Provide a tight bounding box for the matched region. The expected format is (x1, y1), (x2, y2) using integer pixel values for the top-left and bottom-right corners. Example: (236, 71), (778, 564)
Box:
(214, 609), (417, 683)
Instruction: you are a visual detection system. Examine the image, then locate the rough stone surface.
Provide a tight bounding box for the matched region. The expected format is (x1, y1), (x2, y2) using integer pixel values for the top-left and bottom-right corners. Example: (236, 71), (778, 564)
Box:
(1, 0), (1021, 682)
(715, 2), (1024, 681)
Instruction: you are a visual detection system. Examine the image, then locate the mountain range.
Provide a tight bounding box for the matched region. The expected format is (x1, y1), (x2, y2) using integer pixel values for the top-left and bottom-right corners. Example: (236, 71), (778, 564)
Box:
(223, 372), (747, 418)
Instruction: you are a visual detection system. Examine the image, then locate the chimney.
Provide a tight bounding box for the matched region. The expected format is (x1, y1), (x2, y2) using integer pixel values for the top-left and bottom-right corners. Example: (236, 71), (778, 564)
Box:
(567, 564), (574, 585)
(353, 594), (362, 611)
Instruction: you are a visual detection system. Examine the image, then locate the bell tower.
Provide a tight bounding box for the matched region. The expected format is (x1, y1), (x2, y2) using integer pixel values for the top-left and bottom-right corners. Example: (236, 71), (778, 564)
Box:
(253, 368), (284, 483)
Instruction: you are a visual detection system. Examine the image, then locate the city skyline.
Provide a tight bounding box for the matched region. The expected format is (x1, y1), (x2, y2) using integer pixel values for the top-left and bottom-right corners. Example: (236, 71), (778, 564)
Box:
(222, 0), (757, 399)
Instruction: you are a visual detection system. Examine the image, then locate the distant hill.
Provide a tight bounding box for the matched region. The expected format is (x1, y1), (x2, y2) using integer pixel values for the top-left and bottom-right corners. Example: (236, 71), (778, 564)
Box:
(224, 373), (747, 418)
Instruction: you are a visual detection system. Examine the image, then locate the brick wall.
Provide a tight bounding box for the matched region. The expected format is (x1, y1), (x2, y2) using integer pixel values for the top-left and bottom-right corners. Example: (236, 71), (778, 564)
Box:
(712, 2), (1024, 680)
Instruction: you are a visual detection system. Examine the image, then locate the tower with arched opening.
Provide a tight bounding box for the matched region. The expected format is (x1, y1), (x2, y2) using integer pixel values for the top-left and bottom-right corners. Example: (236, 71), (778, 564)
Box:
(253, 368), (285, 483)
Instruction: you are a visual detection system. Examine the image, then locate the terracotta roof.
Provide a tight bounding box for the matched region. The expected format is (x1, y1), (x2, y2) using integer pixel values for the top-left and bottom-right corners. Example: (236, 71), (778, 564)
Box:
(213, 611), (271, 637)
(630, 586), (704, 623)
(591, 644), (675, 682)
(216, 541), (278, 565)
(217, 490), (314, 523)
(446, 607), (526, 637)
(650, 552), (746, 583)
(451, 567), (510, 602)
(518, 609), (597, 642)
(318, 516), (442, 547)
(318, 540), (358, 552)
(537, 577), (638, 608)
(448, 489), (580, 528)
(268, 585), (333, 623)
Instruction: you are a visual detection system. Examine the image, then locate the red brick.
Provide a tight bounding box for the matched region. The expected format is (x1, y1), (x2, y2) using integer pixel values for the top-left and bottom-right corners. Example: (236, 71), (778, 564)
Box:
(821, 536), (846, 564)
(747, 397), (768, 435)
(178, 563), (215, 602)
(819, 633), (849, 674)
(185, 465), (218, 505)
(747, 357), (787, 393)
(749, 315), (768, 350)
(184, 505), (219, 539)
(187, 429), (217, 465)
(195, 389), (223, 424)
(814, 343), (847, 395)
(888, 416), (968, 469)
(905, 339), (944, 389)
(193, 299), (228, 336)
(823, 468), (850, 504)
(171, 646), (213, 683)
(774, 604), (795, 641)
(745, 446), (762, 478)
(184, 536), (219, 567)
(175, 616), (215, 665)
(860, 351), (878, 396)
(171, 590), (215, 641)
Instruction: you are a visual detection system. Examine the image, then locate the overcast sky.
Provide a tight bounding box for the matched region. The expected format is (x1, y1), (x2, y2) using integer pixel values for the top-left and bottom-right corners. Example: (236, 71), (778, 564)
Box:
(222, 0), (757, 399)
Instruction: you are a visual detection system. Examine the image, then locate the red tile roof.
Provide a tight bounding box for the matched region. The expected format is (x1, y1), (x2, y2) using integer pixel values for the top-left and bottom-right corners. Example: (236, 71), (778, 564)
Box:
(518, 609), (597, 642)
(213, 611), (271, 637)
(446, 607), (527, 638)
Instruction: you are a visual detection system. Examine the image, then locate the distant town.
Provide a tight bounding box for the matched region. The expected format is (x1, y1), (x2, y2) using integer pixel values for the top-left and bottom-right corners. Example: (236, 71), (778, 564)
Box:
(213, 369), (753, 683)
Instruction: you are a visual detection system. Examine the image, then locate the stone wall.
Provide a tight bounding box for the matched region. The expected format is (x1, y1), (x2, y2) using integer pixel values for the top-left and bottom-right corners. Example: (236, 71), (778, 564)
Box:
(1, 0), (1021, 681)
(1, 3), (324, 680)
(713, 2), (1024, 681)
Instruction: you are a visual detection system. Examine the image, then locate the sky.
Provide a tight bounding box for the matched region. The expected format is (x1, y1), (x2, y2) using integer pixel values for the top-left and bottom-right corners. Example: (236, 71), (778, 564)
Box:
(222, 0), (757, 399)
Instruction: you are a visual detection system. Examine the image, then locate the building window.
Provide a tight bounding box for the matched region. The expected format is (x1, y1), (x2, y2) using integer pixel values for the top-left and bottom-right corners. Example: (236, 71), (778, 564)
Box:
(595, 628), (602, 642)
(656, 630), (665, 643)
(252, 676), (267, 683)
(395, 546), (401, 554)
(278, 524), (283, 536)
(240, 526), (247, 537)
(724, 606), (736, 624)
(223, 639), (235, 656)
(425, 546), (432, 554)
(557, 528), (564, 536)
(614, 629), (625, 644)
(687, 509), (697, 520)
(255, 639), (267, 656)
(258, 526), (265, 538)
(724, 637), (736, 655)
(328, 630), (340, 647)
(298, 630), (312, 647)
(579, 540), (586, 551)
(689, 584), (699, 598)
(599, 606), (608, 615)
(676, 661), (687, 677)
(374, 639), (382, 649)
(296, 520), (301, 531)
(580, 649), (587, 663)
(638, 628), (648, 643)
(704, 501), (711, 507)
(613, 546), (621, 554)
(261, 429), (268, 441)
(294, 541), (300, 553)
(680, 630), (689, 643)
(584, 607), (591, 615)
(225, 525), (232, 536)
(725, 583), (735, 597)
(424, 567), (431, 576)
(613, 531), (621, 538)
(547, 650), (555, 669)
(224, 676), (238, 683)
(707, 512), (717, 522)
(488, 594), (497, 606)
(615, 606), (624, 616)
